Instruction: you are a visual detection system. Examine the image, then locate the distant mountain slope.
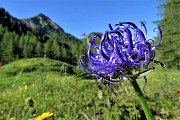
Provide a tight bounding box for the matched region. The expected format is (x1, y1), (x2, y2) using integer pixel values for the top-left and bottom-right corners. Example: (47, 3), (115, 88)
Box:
(0, 8), (31, 35)
(21, 13), (64, 34)
(0, 7), (86, 65)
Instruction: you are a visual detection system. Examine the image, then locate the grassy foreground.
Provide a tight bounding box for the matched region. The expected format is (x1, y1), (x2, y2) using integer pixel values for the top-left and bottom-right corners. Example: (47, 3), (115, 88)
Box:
(0, 58), (179, 120)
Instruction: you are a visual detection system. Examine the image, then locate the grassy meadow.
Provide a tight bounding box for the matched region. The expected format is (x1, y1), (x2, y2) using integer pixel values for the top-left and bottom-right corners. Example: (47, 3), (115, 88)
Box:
(0, 58), (179, 120)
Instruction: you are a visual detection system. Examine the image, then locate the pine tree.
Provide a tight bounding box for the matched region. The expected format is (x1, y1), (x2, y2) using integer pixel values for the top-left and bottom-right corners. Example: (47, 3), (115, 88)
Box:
(13, 32), (20, 60)
(22, 34), (31, 58)
(51, 40), (61, 59)
(61, 47), (67, 62)
(35, 41), (43, 57)
(155, 0), (180, 69)
(1, 32), (14, 62)
(43, 39), (53, 58)
(18, 34), (25, 58)
(28, 36), (37, 57)
(23, 40), (29, 58)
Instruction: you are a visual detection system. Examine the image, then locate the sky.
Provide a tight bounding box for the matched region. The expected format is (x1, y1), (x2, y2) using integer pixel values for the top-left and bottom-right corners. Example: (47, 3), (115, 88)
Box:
(0, 0), (161, 39)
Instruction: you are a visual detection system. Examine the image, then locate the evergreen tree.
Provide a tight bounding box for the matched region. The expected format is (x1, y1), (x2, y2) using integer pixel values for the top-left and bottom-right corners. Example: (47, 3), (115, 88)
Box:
(23, 34), (32, 58)
(51, 40), (61, 59)
(61, 47), (67, 62)
(155, 0), (180, 69)
(1, 32), (14, 62)
(18, 34), (25, 58)
(43, 39), (53, 58)
(28, 36), (37, 57)
(13, 32), (20, 60)
(35, 41), (43, 57)
(23, 39), (29, 58)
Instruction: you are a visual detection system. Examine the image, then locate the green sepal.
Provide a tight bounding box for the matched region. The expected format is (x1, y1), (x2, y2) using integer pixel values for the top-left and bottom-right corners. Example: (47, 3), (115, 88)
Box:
(152, 60), (165, 68)
(125, 67), (155, 80)
(76, 73), (97, 80)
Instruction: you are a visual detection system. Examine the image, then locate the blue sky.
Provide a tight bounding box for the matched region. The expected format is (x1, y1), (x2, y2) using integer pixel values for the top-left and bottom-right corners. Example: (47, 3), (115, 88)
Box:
(0, 0), (161, 39)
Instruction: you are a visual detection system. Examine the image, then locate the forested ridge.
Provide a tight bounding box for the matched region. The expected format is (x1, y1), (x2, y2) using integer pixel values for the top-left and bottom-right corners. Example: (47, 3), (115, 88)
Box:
(0, 7), (87, 65)
(155, 0), (180, 69)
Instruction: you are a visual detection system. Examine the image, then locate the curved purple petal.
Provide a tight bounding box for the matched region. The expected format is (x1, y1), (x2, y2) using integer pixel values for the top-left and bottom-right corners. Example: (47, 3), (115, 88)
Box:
(79, 21), (163, 84)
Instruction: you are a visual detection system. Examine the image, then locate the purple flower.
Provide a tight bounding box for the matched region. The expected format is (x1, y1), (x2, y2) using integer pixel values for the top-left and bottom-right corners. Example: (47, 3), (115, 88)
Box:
(79, 21), (162, 84)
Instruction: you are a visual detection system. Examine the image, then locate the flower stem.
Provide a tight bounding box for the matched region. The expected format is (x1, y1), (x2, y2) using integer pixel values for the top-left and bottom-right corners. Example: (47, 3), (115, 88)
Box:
(130, 79), (154, 120)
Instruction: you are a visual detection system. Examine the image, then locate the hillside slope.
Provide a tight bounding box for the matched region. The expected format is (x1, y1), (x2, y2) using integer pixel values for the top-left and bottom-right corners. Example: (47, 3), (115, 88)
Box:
(0, 58), (82, 90)
(0, 7), (86, 65)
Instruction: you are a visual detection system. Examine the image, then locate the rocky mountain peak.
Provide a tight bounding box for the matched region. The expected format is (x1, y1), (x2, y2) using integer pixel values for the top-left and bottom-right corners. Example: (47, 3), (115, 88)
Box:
(21, 13), (64, 34)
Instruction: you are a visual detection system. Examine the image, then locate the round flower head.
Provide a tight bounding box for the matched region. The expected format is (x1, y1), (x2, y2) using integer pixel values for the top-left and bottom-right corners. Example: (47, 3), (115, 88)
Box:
(80, 21), (162, 83)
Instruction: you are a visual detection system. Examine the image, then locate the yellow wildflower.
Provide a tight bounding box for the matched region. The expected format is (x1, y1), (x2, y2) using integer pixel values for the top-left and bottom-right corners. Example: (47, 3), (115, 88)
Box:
(24, 85), (28, 90)
(35, 112), (53, 120)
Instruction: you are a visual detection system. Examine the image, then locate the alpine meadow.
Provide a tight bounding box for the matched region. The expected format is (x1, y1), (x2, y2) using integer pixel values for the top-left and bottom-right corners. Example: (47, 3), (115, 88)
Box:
(0, 0), (180, 120)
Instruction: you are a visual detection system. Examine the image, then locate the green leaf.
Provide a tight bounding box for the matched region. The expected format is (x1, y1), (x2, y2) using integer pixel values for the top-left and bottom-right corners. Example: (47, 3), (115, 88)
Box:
(126, 67), (155, 80)
(76, 73), (96, 80)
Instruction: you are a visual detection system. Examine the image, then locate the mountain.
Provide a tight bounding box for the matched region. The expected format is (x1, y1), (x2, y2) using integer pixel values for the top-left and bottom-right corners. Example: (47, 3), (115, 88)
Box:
(0, 7), (86, 65)
(0, 8), (31, 35)
(21, 13), (64, 34)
